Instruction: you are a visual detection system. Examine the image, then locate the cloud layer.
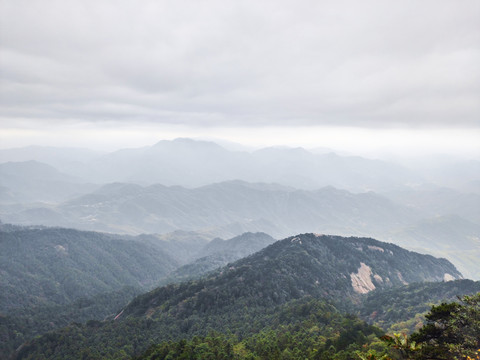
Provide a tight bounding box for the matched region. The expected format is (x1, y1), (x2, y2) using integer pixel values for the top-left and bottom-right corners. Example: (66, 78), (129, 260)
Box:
(1, 0), (479, 130)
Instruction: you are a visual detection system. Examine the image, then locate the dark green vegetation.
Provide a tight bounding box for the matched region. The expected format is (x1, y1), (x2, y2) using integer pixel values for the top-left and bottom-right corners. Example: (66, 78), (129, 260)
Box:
(0, 225), (279, 358)
(9, 233), (465, 359)
(135, 299), (386, 360)
(409, 293), (480, 359)
(15, 298), (388, 360)
(0, 287), (140, 356)
(161, 232), (276, 284)
(132, 293), (480, 360)
(0, 224), (179, 312)
(358, 279), (480, 333)
(123, 234), (460, 320)
(367, 293), (480, 360)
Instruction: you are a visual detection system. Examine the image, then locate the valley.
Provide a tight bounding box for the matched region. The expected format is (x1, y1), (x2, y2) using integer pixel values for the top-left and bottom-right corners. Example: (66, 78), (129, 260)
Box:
(0, 139), (479, 359)
(2, 2), (479, 357)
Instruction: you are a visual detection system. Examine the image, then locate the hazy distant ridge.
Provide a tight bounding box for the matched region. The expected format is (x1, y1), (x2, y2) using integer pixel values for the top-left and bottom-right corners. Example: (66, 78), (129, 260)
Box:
(0, 139), (421, 192)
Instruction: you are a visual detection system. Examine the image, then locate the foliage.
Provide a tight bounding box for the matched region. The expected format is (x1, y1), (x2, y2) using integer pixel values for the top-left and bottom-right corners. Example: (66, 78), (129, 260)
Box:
(357, 280), (480, 333)
(4, 233), (470, 359)
(0, 225), (178, 312)
(135, 300), (385, 360)
(159, 232), (276, 285)
(358, 293), (480, 360)
(0, 287), (139, 358)
(410, 292), (480, 359)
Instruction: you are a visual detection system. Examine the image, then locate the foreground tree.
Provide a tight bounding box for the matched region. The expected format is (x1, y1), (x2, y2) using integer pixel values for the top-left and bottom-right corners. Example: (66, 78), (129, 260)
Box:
(410, 292), (480, 360)
(357, 293), (480, 360)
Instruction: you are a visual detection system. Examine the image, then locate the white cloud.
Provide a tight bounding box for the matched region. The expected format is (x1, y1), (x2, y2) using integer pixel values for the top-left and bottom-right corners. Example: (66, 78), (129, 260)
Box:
(0, 0), (479, 144)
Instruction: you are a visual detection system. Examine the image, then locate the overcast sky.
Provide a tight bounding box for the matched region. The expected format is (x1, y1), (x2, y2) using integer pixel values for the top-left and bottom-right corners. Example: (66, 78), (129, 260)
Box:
(0, 0), (479, 156)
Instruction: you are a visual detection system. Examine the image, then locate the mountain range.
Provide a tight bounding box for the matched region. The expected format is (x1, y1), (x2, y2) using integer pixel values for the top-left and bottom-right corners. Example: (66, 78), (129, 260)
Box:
(2, 181), (418, 237)
(1, 138), (479, 358)
(0, 225), (276, 313)
(0, 138), (432, 192)
(8, 232), (466, 359)
(3, 178), (478, 278)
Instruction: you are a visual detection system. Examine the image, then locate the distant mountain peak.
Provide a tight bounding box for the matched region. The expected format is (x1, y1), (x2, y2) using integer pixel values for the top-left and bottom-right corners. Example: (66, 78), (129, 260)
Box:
(151, 137), (226, 150)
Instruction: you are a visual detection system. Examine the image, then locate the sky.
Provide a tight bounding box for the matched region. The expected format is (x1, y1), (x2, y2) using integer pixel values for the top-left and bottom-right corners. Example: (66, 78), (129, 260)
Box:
(0, 0), (479, 157)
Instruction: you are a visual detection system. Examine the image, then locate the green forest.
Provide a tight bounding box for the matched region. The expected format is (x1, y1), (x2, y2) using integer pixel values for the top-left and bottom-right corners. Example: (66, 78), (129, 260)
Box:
(2, 228), (478, 360)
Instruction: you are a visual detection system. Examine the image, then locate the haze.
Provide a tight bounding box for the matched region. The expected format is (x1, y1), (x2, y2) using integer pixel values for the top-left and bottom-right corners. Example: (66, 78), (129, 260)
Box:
(1, 2), (480, 358)
(1, 0), (479, 158)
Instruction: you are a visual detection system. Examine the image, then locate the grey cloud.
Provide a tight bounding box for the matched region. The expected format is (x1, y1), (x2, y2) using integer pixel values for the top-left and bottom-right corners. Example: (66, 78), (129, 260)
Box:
(0, 0), (479, 129)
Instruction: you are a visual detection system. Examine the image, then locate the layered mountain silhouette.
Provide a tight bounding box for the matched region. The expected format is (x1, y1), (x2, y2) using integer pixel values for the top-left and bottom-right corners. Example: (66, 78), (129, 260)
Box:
(3, 181), (418, 238)
(0, 139), (421, 192)
(0, 161), (97, 203)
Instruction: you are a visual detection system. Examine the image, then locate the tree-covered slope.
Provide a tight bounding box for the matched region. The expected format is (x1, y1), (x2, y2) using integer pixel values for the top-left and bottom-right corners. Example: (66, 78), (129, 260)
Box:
(134, 298), (386, 360)
(357, 279), (480, 333)
(0, 287), (140, 357)
(3, 181), (418, 238)
(123, 234), (461, 320)
(11, 234), (462, 359)
(0, 225), (179, 312)
(162, 232), (276, 283)
(15, 298), (387, 360)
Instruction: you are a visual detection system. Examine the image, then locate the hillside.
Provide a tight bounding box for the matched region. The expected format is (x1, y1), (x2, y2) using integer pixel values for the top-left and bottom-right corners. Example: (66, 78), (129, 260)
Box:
(3, 181), (418, 238)
(0, 225), (179, 312)
(0, 287), (141, 356)
(357, 279), (480, 333)
(12, 234), (462, 359)
(123, 234), (461, 319)
(0, 227), (274, 358)
(387, 215), (480, 279)
(162, 232), (276, 283)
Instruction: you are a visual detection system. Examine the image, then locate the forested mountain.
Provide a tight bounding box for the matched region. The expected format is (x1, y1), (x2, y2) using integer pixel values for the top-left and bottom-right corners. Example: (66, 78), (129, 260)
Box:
(0, 225), (178, 312)
(357, 279), (480, 333)
(11, 234), (462, 359)
(0, 287), (140, 357)
(161, 232), (276, 283)
(0, 226), (279, 358)
(133, 298), (385, 360)
(122, 234), (460, 320)
(16, 298), (385, 360)
(2, 139), (479, 280)
(195, 232), (276, 259)
(3, 181), (418, 238)
(134, 293), (480, 360)
(137, 230), (212, 266)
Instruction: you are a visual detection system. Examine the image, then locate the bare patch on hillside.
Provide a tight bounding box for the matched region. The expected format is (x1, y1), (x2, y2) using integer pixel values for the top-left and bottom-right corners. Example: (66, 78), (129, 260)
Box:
(351, 262), (376, 294)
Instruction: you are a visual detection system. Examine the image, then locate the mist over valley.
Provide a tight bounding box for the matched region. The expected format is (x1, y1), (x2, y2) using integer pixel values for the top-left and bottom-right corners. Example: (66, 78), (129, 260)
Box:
(1, 0), (479, 358)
